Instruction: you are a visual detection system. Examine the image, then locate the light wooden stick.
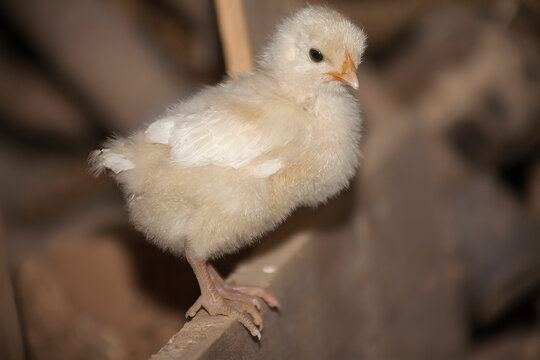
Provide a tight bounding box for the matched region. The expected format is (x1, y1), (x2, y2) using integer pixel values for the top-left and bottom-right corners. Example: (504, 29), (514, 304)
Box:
(214, 0), (254, 76)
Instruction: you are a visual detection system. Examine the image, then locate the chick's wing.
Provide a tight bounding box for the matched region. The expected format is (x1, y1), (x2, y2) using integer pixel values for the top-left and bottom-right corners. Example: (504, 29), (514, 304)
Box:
(144, 99), (304, 178)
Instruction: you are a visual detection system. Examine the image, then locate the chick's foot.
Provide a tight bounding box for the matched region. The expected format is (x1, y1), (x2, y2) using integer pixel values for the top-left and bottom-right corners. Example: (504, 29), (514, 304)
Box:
(186, 290), (263, 339)
(185, 248), (276, 339)
(208, 265), (280, 310)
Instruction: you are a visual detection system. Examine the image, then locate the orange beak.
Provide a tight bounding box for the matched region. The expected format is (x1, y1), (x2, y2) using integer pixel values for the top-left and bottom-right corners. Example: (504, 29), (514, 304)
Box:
(327, 50), (359, 90)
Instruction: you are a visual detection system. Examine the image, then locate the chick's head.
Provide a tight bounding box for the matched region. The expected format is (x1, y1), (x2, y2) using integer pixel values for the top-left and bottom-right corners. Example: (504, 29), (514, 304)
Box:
(259, 6), (367, 94)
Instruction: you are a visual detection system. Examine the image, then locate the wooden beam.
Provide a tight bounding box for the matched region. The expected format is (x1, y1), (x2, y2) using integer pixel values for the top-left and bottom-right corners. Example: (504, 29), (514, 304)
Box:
(0, 212), (24, 360)
(214, 0), (254, 75)
(151, 199), (364, 359)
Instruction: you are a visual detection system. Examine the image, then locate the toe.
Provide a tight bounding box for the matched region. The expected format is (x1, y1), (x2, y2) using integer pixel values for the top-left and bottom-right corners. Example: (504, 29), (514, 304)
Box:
(259, 292), (280, 309)
(218, 287), (263, 311)
(186, 297), (203, 319)
(242, 303), (263, 329)
(226, 304), (262, 340)
(234, 286), (280, 309)
(196, 295), (263, 339)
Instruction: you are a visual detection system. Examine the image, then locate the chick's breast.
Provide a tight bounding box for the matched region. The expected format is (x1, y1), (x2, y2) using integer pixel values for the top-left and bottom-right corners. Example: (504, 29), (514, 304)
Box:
(271, 90), (361, 207)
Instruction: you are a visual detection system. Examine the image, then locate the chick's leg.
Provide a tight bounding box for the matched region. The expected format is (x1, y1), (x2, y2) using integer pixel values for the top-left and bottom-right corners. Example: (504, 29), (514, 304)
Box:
(185, 244), (263, 339)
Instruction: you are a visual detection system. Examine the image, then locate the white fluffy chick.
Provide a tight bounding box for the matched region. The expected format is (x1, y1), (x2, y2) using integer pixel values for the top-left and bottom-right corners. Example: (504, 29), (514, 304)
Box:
(90, 5), (366, 339)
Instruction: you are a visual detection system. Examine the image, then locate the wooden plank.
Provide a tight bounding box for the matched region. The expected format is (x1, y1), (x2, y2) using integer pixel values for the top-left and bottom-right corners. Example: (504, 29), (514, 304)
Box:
(152, 196), (365, 359)
(0, 212), (24, 360)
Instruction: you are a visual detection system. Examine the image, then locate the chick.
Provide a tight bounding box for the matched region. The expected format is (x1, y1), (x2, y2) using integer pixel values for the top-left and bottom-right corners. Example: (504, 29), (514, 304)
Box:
(90, 6), (366, 339)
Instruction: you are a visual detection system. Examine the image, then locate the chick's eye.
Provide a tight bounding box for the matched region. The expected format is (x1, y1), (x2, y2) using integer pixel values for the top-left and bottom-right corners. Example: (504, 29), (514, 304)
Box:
(309, 49), (323, 62)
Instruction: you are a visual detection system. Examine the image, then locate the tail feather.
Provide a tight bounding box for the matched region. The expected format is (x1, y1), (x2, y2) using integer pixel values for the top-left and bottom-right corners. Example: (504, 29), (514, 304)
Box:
(88, 149), (107, 177)
(88, 137), (135, 176)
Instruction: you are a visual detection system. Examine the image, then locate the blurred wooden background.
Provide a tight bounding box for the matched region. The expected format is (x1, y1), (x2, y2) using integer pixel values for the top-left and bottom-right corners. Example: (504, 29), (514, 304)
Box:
(0, 0), (539, 359)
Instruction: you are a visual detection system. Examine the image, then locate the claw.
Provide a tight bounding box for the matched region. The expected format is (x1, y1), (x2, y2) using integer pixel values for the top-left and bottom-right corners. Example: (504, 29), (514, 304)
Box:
(244, 304), (263, 328)
(252, 298), (262, 310)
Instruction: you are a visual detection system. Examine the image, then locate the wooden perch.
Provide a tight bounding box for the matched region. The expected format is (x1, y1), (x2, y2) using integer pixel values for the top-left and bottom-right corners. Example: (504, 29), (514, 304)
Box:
(152, 208), (364, 359)
(214, 0), (254, 75)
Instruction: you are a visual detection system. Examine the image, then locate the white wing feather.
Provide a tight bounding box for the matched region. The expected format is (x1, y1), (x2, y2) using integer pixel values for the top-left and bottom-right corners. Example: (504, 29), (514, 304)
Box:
(143, 105), (296, 177)
(145, 119), (174, 144)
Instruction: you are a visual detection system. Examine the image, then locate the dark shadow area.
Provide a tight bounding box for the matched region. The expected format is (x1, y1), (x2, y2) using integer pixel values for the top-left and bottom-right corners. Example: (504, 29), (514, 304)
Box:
(94, 223), (199, 313)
